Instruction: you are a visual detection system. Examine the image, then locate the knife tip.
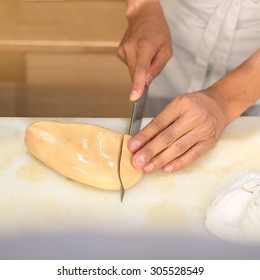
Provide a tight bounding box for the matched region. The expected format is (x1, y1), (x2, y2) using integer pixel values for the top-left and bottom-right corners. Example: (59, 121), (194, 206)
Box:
(120, 186), (125, 203)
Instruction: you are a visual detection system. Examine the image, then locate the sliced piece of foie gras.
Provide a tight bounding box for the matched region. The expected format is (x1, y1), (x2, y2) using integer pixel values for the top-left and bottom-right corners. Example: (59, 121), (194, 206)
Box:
(120, 135), (143, 189)
(25, 121), (143, 190)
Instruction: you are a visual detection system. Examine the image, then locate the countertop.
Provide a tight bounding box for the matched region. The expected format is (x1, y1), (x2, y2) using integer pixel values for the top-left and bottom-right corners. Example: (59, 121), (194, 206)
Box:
(1, 117), (260, 240)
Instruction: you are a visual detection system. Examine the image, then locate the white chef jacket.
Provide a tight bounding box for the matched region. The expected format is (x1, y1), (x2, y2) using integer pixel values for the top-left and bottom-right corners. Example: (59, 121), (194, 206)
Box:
(145, 0), (260, 116)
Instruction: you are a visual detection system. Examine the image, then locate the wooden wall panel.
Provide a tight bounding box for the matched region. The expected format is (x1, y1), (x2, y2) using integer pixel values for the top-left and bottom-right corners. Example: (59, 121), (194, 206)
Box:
(0, 0), (127, 48)
(25, 53), (132, 117)
(0, 0), (132, 117)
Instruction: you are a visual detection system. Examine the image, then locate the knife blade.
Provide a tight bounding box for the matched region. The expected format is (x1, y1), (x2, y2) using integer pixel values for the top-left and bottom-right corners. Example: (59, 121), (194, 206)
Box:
(128, 86), (149, 136)
(120, 86), (149, 202)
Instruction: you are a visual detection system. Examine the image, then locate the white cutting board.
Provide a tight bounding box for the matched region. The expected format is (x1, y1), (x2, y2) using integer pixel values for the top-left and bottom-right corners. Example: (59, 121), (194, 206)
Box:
(0, 117), (260, 239)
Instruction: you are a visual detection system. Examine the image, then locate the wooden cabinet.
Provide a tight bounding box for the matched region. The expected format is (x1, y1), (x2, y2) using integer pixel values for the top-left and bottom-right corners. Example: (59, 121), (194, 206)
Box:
(0, 0), (132, 117)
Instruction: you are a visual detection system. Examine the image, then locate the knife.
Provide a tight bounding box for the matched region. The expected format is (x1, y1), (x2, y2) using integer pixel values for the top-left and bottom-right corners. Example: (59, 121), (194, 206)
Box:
(128, 86), (149, 136)
(120, 86), (149, 202)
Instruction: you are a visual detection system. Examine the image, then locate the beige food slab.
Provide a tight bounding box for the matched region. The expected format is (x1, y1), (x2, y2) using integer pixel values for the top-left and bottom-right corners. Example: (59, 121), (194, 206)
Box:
(0, 117), (260, 239)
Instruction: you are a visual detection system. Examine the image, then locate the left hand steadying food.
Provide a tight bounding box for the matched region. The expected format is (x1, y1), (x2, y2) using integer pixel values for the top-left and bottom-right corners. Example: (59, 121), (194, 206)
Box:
(128, 91), (228, 173)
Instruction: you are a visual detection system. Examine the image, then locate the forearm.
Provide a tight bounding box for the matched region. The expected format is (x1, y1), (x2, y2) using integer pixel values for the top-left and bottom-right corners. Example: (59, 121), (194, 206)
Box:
(207, 49), (260, 124)
(126, 0), (160, 17)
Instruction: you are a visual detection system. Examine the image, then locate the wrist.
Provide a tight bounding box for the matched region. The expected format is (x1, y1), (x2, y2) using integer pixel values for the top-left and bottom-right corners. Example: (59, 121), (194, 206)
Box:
(205, 49), (260, 124)
(126, 0), (160, 18)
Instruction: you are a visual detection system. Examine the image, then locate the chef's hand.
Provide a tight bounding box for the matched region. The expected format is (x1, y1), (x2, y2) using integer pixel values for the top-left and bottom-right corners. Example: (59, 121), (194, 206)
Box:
(128, 49), (260, 173)
(128, 91), (228, 173)
(117, 1), (172, 101)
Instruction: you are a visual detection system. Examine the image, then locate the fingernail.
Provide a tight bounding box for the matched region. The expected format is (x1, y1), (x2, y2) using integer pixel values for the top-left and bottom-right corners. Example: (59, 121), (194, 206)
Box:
(130, 140), (141, 151)
(130, 90), (139, 101)
(133, 155), (145, 167)
(164, 165), (173, 173)
(143, 162), (154, 173)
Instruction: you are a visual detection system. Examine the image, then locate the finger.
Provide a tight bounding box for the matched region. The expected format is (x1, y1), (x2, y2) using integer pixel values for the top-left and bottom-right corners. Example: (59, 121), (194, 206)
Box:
(126, 51), (137, 82)
(163, 140), (215, 173)
(116, 44), (127, 64)
(116, 31), (132, 64)
(128, 99), (182, 152)
(118, 43), (137, 81)
(130, 41), (157, 101)
(148, 45), (173, 81)
(141, 127), (205, 172)
(117, 37), (138, 82)
(131, 114), (200, 169)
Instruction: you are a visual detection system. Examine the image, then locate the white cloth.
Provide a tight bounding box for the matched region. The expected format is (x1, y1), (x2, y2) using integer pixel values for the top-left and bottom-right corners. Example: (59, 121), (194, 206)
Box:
(145, 0), (260, 116)
(205, 173), (260, 244)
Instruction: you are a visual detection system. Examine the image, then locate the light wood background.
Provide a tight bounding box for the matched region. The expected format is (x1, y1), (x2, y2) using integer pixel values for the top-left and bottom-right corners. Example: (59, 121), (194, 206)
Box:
(0, 0), (133, 117)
